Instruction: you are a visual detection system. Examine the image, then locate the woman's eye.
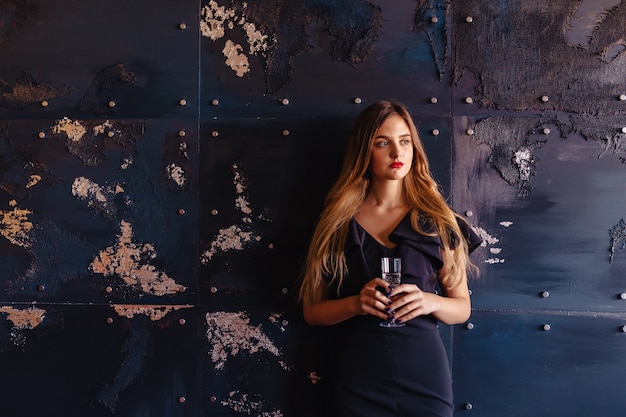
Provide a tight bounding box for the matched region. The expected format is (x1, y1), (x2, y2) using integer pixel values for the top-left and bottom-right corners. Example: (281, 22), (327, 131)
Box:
(401, 139), (411, 145)
(375, 141), (388, 147)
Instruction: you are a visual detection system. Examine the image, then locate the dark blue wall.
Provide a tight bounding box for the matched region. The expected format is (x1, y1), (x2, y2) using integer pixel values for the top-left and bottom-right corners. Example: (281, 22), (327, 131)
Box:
(1, 0), (625, 416)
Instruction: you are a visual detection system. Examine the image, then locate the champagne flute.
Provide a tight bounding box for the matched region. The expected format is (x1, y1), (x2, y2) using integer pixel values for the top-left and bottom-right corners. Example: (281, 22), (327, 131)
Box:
(379, 257), (405, 328)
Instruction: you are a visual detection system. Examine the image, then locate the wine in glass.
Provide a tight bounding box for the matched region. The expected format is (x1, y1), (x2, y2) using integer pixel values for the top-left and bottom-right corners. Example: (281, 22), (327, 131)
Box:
(380, 257), (405, 328)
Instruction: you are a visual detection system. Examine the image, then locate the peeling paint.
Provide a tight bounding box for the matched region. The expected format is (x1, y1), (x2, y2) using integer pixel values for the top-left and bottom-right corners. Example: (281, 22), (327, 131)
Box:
(166, 163), (186, 187)
(200, 0), (236, 40)
(201, 164), (263, 263)
(500, 221), (513, 227)
(221, 390), (283, 417)
(472, 225), (507, 264)
(71, 176), (121, 218)
(90, 220), (186, 296)
(112, 304), (193, 321)
(0, 306), (45, 329)
(223, 39), (250, 77)
(52, 117), (87, 142)
(201, 225), (256, 262)
(25, 174), (41, 188)
(0, 200), (33, 247)
(206, 311), (280, 371)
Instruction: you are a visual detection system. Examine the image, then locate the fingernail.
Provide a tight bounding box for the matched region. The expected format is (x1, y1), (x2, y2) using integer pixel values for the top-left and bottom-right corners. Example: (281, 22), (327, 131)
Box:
(387, 301), (392, 306)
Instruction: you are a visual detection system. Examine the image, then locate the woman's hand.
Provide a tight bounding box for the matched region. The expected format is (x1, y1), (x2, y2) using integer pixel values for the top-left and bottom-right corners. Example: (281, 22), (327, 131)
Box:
(356, 278), (392, 320)
(387, 283), (440, 323)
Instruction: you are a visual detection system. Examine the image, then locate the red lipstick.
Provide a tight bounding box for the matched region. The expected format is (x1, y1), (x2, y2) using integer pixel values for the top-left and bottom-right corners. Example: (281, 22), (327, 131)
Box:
(390, 162), (403, 168)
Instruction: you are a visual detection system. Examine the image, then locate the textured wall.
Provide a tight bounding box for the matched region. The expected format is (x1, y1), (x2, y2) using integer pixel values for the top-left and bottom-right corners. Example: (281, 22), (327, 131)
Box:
(1, 0), (626, 416)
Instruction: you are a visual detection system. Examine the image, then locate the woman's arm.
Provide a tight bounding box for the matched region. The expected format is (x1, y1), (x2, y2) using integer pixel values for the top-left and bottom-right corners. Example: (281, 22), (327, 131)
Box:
(303, 278), (392, 326)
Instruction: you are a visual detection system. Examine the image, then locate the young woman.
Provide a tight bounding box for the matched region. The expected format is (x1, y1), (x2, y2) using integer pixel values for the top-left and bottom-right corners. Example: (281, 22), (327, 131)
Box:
(299, 100), (481, 417)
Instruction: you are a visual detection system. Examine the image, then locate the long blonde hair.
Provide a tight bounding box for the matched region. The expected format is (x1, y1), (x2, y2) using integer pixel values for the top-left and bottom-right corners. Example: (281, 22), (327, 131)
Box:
(299, 100), (475, 307)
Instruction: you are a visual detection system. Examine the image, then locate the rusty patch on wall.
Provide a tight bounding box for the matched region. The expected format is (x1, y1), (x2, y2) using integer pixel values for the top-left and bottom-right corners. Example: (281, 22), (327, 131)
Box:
(112, 304), (192, 321)
(0, 305), (45, 329)
(90, 220), (186, 296)
(0, 199), (32, 247)
(78, 63), (138, 115)
(201, 163), (264, 263)
(72, 176), (124, 220)
(201, 0), (382, 92)
(0, 72), (72, 109)
(221, 390), (283, 417)
(48, 118), (145, 167)
(206, 311), (280, 371)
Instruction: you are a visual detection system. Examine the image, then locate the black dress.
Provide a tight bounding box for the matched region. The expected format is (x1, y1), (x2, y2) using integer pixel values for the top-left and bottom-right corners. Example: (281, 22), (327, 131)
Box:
(327, 214), (481, 417)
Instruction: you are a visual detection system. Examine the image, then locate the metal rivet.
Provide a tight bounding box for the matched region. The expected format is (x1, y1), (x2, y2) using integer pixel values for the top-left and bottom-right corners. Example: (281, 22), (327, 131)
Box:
(211, 131), (219, 137)
(211, 209), (218, 216)
(282, 129), (290, 136)
(541, 95), (549, 102)
(38, 132), (46, 139)
(105, 286), (113, 293)
(432, 129), (440, 136)
(466, 16), (474, 23)
(211, 99), (219, 105)
(621, 325), (626, 333)
(465, 210), (473, 217)
(210, 287), (218, 294)
(41, 100), (48, 107)
(178, 130), (186, 137)
(281, 98), (290, 105)
(178, 208), (186, 215)
(543, 324), (551, 331)
(179, 318), (186, 325)
(543, 128), (550, 135)
(465, 97), (473, 104)
(106, 317), (114, 324)
(179, 22), (187, 30)
(466, 322), (474, 330)
(179, 99), (187, 106)
(465, 403), (473, 410)
(430, 97), (438, 104)
(541, 291), (550, 298)
(281, 288), (288, 295)
(430, 16), (438, 23)
(37, 284), (45, 291)
(619, 94), (626, 101)
(354, 97), (362, 104)
(210, 395), (217, 403)
(107, 131), (115, 138)
(621, 127), (626, 134)
(108, 100), (116, 108)
(268, 243), (274, 249)
(466, 128), (474, 135)
(178, 396), (186, 403)
(281, 319), (289, 326)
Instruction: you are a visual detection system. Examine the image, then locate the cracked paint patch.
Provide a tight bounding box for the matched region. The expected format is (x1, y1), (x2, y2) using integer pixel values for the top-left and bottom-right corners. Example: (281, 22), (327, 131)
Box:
(0, 200), (33, 247)
(166, 163), (186, 188)
(112, 304), (193, 321)
(0, 72), (71, 109)
(201, 164), (263, 263)
(609, 218), (626, 263)
(0, 306), (45, 329)
(71, 177), (123, 219)
(472, 224), (506, 265)
(48, 117), (145, 167)
(206, 311), (280, 371)
(90, 220), (186, 296)
(221, 391), (283, 417)
(201, 0), (272, 78)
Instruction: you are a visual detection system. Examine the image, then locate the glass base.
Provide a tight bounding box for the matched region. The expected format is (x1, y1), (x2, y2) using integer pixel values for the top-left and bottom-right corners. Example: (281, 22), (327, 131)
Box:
(379, 321), (405, 328)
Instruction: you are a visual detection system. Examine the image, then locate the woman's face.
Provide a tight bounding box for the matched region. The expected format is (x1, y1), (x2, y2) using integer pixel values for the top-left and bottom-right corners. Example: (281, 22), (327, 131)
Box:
(369, 114), (414, 182)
